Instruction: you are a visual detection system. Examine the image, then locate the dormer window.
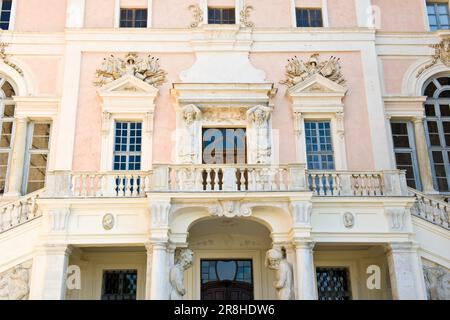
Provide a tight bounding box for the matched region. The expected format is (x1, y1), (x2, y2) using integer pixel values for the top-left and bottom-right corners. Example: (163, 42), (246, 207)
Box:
(208, 7), (236, 24)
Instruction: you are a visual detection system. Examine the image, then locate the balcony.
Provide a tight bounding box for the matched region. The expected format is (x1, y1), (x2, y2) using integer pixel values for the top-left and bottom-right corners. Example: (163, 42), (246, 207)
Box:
(43, 165), (410, 198)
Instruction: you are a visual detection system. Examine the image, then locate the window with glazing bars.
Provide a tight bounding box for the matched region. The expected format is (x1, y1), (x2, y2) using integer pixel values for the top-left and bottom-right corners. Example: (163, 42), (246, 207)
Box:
(423, 77), (450, 192)
(208, 7), (236, 24)
(113, 122), (142, 171)
(23, 122), (51, 195)
(427, 2), (450, 30)
(316, 267), (352, 300)
(305, 121), (335, 170)
(0, 0), (12, 30)
(120, 8), (147, 28)
(0, 78), (15, 194)
(390, 122), (421, 190)
(101, 270), (137, 300)
(296, 8), (323, 27)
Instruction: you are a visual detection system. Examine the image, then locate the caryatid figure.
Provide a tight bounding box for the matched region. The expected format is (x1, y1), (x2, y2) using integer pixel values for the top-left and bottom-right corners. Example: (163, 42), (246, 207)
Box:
(265, 248), (294, 300)
(247, 105), (272, 164)
(178, 104), (201, 164)
(169, 249), (194, 300)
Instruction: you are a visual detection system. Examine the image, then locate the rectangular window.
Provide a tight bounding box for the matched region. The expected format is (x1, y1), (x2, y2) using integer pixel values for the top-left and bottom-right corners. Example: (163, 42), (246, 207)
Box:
(120, 8), (148, 28)
(113, 122), (142, 171)
(427, 2), (450, 31)
(0, 99), (14, 194)
(23, 122), (51, 195)
(296, 8), (323, 27)
(101, 270), (137, 300)
(0, 0), (12, 30)
(208, 7), (236, 24)
(316, 267), (352, 300)
(391, 122), (421, 190)
(305, 121), (335, 170)
(202, 128), (246, 164)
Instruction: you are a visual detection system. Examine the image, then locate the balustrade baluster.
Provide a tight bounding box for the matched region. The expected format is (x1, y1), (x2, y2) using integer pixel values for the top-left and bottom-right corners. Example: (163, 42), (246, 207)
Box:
(205, 168), (212, 191)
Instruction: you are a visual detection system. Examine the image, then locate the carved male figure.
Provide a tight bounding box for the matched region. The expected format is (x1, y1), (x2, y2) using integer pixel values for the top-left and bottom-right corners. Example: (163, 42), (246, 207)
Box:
(169, 249), (194, 300)
(179, 104), (201, 164)
(265, 248), (294, 300)
(247, 105), (272, 164)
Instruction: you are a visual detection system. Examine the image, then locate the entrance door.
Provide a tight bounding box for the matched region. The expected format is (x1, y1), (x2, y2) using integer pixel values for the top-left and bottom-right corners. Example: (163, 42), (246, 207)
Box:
(201, 260), (254, 300)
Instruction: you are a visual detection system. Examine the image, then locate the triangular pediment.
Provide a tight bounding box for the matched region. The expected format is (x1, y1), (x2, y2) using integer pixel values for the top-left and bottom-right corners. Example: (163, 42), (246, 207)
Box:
(98, 74), (159, 96)
(287, 73), (347, 97)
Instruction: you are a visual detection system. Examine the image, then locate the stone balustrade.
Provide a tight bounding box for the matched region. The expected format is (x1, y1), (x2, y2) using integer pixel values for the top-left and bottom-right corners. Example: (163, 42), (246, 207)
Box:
(410, 189), (449, 229)
(0, 191), (41, 233)
(70, 172), (152, 197)
(306, 170), (407, 196)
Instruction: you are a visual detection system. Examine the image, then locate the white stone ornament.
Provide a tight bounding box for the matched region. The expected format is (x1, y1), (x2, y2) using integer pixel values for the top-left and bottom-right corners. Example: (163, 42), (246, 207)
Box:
(281, 53), (345, 87)
(102, 213), (114, 230)
(169, 249), (194, 300)
(265, 248), (294, 300)
(208, 201), (252, 218)
(94, 52), (166, 87)
(178, 104), (202, 164)
(247, 105), (272, 164)
(417, 36), (450, 77)
(423, 262), (450, 300)
(343, 212), (355, 228)
(0, 264), (30, 300)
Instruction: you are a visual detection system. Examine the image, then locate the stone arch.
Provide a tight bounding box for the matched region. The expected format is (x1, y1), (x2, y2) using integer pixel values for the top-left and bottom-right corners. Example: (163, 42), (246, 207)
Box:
(402, 59), (450, 96)
(169, 203), (293, 244)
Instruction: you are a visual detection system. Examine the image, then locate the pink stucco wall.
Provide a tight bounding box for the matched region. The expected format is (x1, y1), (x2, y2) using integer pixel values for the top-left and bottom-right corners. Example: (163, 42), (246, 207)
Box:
(85, 0), (115, 28)
(15, 0), (67, 32)
(382, 58), (416, 95)
(18, 57), (63, 95)
(328, 0), (357, 28)
(246, 0), (293, 28)
(372, 0), (427, 32)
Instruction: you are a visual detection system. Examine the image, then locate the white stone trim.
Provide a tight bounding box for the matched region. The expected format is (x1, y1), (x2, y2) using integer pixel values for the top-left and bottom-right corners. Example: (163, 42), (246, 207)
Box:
(321, 0), (329, 28)
(7, 0), (16, 31)
(66, 0), (86, 28)
(114, 0), (153, 28)
(403, 59), (450, 96)
(355, 0), (371, 28)
(114, 0), (120, 28)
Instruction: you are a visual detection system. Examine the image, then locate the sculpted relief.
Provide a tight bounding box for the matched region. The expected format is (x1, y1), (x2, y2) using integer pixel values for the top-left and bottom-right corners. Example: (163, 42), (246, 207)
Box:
(169, 249), (194, 300)
(0, 262), (31, 300)
(417, 36), (450, 77)
(422, 259), (450, 300)
(281, 53), (346, 87)
(265, 248), (294, 300)
(247, 105), (273, 164)
(178, 104), (202, 164)
(94, 52), (166, 87)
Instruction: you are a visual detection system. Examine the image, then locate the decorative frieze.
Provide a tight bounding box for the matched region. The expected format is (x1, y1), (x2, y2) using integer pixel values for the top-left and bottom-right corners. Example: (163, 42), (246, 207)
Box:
(417, 36), (450, 77)
(281, 54), (345, 87)
(208, 200), (252, 218)
(94, 52), (166, 87)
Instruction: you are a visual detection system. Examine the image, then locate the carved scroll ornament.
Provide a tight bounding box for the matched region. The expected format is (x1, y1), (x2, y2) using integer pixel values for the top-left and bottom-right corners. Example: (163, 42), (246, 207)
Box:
(281, 53), (346, 87)
(94, 52), (166, 87)
(417, 36), (450, 77)
(0, 43), (23, 76)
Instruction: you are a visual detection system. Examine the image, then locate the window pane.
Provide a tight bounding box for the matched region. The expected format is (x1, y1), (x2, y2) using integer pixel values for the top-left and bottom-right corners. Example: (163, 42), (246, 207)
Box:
(0, 121), (13, 148)
(0, 152), (8, 194)
(31, 123), (51, 150)
(26, 154), (48, 193)
(297, 8), (323, 27)
(305, 121), (334, 170)
(113, 122), (142, 171)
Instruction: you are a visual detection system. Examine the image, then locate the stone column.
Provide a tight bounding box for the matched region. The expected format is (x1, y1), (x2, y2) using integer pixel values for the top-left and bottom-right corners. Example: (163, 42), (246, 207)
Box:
(5, 116), (28, 197)
(149, 242), (168, 300)
(413, 117), (436, 193)
(29, 244), (72, 300)
(66, 0), (86, 28)
(294, 241), (317, 300)
(386, 242), (427, 300)
(145, 243), (152, 300)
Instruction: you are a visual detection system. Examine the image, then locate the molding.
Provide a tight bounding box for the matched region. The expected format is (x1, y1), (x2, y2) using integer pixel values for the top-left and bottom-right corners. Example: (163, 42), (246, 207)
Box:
(13, 97), (60, 119)
(383, 96), (426, 118)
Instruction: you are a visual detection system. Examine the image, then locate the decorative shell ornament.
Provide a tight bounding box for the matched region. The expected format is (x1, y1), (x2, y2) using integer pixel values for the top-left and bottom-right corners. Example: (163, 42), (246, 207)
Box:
(281, 53), (346, 87)
(93, 52), (167, 87)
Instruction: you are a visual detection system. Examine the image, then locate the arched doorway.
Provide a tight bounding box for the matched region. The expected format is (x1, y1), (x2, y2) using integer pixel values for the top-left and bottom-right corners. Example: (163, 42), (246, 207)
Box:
(184, 217), (277, 300)
(423, 75), (450, 192)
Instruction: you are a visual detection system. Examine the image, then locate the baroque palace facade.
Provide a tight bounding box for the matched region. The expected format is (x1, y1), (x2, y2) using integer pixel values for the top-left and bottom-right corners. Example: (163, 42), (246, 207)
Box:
(0, 0), (449, 301)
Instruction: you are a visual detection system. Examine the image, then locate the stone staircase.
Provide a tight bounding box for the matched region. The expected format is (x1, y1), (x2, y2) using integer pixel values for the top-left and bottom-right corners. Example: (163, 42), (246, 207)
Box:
(0, 190), (42, 234)
(410, 188), (449, 230)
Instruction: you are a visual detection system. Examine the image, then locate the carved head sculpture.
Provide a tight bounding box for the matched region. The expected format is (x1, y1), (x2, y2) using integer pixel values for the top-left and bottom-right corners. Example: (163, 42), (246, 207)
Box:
(247, 105), (271, 127)
(265, 248), (285, 270)
(182, 104), (201, 125)
(308, 54), (319, 67)
(177, 249), (194, 270)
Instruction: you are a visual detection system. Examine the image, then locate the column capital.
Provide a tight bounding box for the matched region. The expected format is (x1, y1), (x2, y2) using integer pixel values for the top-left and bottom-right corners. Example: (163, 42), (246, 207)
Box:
(412, 116), (425, 124)
(293, 240), (315, 250)
(34, 243), (73, 256)
(386, 241), (419, 253)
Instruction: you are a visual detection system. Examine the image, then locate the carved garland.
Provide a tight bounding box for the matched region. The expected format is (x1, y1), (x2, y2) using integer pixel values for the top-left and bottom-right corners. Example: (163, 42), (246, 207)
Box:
(93, 52), (166, 87)
(240, 5), (254, 28)
(281, 53), (346, 87)
(0, 43), (24, 76)
(188, 4), (204, 28)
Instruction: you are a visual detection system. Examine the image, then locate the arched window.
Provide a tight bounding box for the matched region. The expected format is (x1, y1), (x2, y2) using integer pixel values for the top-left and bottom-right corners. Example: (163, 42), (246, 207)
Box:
(423, 76), (450, 192)
(0, 76), (16, 194)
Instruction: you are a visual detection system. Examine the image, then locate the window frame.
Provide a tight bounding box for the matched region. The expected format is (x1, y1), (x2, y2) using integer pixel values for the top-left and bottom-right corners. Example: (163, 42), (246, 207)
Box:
(207, 7), (237, 25)
(423, 76), (450, 193)
(21, 121), (51, 195)
(304, 120), (335, 170)
(0, 0), (15, 31)
(114, 0), (152, 28)
(0, 77), (16, 195)
(390, 121), (422, 190)
(295, 7), (324, 28)
(113, 121), (143, 171)
(426, 2), (450, 31)
(119, 8), (148, 28)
